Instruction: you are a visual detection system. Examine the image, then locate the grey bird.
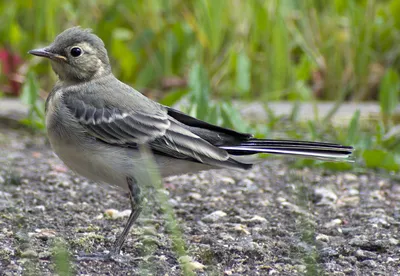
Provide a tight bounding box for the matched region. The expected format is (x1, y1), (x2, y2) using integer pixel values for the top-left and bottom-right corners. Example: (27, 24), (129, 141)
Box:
(29, 27), (353, 260)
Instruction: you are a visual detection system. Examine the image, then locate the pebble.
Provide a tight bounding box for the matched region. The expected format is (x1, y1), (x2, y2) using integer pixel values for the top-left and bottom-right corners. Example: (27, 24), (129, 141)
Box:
(320, 247), (339, 257)
(239, 178), (257, 192)
(249, 215), (267, 223)
(386, 257), (398, 263)
(368, 217), (389, 227)
(324, 218), (342, 228)
(28, 229), (57, 240)
(316, 233), (330, 242)
(361, 260), (377, 268)
(314, 187), (338, 205)
(20, 249), (38, 258)
(338, 196), (360, 206)
(33, 205), (45, 212)
(233, 224), (250, 235)
(343, 173), (358, 182)
(187, 192), (202, 200)
(104, 209), (131, 220)
(388, 238), (399, 245)
(178, 256), (205, 271)
(219, 176), (235, 185)
(202, 210), (227, 223)
(347, 188), (359, 196)
(355, 249), (377, 260)
(268, 269), (279, 275)
(349, 236), (369, 247)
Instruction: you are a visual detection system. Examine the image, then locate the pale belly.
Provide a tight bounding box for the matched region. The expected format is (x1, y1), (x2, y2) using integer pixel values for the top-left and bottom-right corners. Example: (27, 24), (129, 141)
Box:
(48, 130), (213, 191)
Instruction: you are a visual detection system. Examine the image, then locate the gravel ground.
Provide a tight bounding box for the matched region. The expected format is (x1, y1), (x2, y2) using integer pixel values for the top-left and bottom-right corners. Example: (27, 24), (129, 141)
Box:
(0, 120), (399, 275)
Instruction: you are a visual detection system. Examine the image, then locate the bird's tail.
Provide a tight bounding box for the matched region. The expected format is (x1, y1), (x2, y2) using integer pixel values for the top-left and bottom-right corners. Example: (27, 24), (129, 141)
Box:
(220, 139), (354, 161)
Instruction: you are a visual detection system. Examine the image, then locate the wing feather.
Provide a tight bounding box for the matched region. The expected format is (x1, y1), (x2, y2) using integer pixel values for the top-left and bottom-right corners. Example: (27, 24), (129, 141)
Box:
(65, 97), (228, 162)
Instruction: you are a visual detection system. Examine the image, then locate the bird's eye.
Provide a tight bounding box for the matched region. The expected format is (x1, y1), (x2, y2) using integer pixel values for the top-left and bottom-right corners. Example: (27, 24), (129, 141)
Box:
(70, 47), (82, 57)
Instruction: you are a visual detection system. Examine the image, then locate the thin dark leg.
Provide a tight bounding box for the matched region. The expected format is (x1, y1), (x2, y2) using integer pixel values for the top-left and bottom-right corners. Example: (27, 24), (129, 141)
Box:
(76, 177), (142, 261)
(110, 177), (143, 255)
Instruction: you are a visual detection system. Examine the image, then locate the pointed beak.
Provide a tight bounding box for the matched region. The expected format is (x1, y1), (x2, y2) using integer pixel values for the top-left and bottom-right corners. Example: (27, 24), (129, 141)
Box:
(28, 48), (67, 62)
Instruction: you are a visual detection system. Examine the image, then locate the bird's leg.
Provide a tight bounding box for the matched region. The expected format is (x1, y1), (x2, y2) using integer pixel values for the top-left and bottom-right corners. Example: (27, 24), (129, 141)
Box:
(76, 177), (143, 261)
(110, 176), (143, 255)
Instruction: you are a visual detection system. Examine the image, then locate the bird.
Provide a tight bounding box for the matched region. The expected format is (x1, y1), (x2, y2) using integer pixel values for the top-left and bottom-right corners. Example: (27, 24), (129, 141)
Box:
(28, 27), (353, 260)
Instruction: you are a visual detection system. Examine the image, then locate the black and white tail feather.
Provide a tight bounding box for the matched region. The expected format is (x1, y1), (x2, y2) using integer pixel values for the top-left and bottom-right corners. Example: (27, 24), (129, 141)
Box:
(221, 139), (354, 161)
(166, 107), (354, 169)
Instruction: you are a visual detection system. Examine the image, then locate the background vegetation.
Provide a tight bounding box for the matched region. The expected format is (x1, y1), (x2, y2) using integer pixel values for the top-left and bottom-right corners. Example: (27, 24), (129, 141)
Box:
(1, 0), (400, 170)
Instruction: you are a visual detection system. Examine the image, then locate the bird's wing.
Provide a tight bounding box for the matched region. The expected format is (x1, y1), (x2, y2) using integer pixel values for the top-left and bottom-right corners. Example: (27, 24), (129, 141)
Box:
(64, 96), (229, 162)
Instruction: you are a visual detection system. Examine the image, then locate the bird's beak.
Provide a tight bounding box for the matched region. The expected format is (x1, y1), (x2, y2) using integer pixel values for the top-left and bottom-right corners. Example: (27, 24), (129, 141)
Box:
(28, 48), (67, 62)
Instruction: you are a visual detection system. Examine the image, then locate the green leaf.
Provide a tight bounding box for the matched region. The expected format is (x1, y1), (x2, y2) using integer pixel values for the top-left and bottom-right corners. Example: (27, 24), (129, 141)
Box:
(379, 68), (400, 117)
(236, 52), (251, 95)
(20, 71), (39, 106)
(220, 102), (248, 132)
(188, 63), (210, 120)
(307, 120), (317, 140)
(363, 149), (399, 171)
(159, 89), (189, 106)
(346, 109), (360, 144)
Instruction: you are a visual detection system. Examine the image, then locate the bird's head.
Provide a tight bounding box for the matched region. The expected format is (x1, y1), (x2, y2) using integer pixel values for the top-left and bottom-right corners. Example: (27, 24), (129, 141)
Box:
(29, 27), (111, 82)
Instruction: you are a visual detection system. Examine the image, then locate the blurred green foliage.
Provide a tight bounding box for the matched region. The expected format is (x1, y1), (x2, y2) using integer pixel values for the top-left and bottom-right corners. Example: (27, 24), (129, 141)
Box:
(1, 0), (400, 101)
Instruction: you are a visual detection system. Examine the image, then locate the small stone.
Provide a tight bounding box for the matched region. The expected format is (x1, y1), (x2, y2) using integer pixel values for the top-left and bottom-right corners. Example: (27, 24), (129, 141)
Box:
(361, 260), (377, 268)
(187, 193), (202, 200)
(349, 236), (369, 247)
(63, 201), (75, 207)
(202, 210), (227, 223)
(355, 249), (377, 260)
(338, 196), (360, 206)
(168, 198), (179, 207)
(314, 187), (337, 205)
(249, 215), (267, 223)
(386, 257), (398, 263)
(347, 188), (359, 196)
(276, 197), (286, 203)
(268, 269), (279, 275)
(20, 249), (37, 258)
(104, 209), (131, 219)
(38, 251), (52, 259)
(29, 229), (56, 240)
(320, 247), (339, 257)
(316, 234), (330, 242)
(239, 178), (258, 192)
(343, 173), (358, 182)
(369, 217), (389, 227)
(219, 233), (234, 241)
(388, 238), (399, 245)
(295, 265), (306, 273)
(324, 219), (342, 228)
(178, 256), (205, 271)
(233, 224), (250, 235)
(219, 177), (235, 185)
(33, 205), (45, 212)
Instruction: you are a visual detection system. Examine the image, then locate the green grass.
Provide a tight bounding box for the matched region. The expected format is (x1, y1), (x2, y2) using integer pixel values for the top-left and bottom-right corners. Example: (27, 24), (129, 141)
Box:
(1, 0), (399, 101)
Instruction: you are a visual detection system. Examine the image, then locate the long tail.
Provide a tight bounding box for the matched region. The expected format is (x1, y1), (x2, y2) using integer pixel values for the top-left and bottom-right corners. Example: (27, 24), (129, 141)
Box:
(220, 139), (354, 161)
